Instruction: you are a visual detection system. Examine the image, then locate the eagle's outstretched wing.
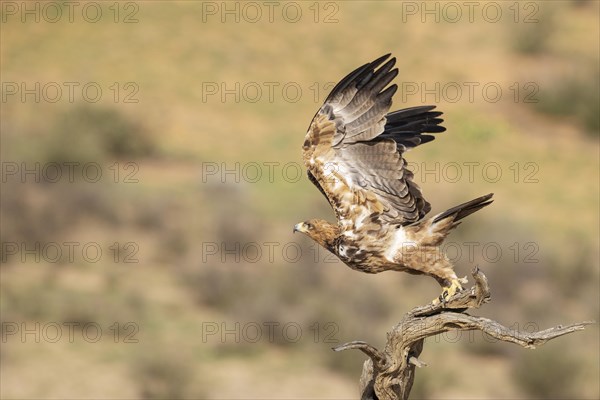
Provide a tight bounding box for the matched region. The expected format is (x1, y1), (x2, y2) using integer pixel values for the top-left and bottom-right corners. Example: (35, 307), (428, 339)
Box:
(302, 54), (445, 229)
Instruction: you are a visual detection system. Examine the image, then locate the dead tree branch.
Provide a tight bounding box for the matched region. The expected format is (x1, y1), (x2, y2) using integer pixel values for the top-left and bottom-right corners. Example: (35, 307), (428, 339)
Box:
(333, 267), (593, 400)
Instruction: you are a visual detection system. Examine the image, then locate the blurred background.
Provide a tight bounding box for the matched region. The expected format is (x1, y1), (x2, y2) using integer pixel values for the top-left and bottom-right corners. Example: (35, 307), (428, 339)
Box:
(1, 1), (598, 398)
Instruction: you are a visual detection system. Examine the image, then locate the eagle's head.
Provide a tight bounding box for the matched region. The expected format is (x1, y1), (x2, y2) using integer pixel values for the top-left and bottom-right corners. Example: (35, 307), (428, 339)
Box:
(293, 219), (340, 251)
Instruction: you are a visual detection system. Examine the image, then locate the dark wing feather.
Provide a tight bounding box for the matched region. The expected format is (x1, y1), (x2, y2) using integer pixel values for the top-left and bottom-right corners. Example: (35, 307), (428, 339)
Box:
(302, 54), (445, 226)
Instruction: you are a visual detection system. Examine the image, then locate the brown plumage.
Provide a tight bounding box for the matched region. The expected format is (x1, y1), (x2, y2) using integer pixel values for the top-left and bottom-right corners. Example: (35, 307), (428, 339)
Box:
(293, 54), (494, 302)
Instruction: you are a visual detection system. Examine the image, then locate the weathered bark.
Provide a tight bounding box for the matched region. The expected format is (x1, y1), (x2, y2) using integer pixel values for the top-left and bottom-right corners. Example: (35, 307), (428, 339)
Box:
(333, 267), (593, 400)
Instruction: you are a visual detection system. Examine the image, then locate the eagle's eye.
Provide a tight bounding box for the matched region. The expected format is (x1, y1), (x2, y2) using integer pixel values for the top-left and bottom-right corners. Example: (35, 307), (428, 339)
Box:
(306, 222), (314, 230)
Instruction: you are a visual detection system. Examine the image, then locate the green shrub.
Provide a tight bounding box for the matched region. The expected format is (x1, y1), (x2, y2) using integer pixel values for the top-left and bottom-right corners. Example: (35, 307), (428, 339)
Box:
(45, 105), (156, 162)
(508, 4), (556, 55)
(535, 70), (600, 135)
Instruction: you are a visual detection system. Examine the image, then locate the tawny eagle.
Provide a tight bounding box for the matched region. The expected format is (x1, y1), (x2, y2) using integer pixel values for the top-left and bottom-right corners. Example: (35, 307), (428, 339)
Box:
(293, 54), (493, 302)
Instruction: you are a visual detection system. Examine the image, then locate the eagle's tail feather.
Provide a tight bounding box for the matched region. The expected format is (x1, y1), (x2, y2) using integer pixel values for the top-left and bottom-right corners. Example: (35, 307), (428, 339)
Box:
(433, 193), (494, 224)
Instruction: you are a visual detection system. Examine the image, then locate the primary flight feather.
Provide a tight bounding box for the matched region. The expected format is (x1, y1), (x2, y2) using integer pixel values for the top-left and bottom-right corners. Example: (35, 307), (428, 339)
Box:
(293, 54), (493, 302)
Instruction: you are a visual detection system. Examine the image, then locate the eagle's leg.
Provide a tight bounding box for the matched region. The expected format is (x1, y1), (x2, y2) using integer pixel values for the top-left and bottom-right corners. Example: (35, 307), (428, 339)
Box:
(431, 270), (467, 305)
(413, 252), (467, 304)
(439, 278), (464, 301)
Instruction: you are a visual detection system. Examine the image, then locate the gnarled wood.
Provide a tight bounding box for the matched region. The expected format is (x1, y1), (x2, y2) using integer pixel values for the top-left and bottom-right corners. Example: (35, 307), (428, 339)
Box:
(333, 267), (593, 400)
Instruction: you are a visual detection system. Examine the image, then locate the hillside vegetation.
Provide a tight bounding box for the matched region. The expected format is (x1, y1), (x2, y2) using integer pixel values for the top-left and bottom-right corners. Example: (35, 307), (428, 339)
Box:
(1, 1), (598, 398)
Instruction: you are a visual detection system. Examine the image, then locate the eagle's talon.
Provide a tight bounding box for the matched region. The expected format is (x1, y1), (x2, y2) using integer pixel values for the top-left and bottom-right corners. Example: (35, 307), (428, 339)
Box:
(437, 279), (463, 304)
(432, 293), (447, 306)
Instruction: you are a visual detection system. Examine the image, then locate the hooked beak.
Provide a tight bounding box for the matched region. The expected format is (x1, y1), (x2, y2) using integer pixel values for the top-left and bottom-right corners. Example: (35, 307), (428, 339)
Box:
(293, 223), (304, 233)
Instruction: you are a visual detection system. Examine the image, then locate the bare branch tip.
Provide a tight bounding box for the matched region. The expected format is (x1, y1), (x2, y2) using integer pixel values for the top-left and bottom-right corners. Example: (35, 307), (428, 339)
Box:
(409, 356), (428, 368)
